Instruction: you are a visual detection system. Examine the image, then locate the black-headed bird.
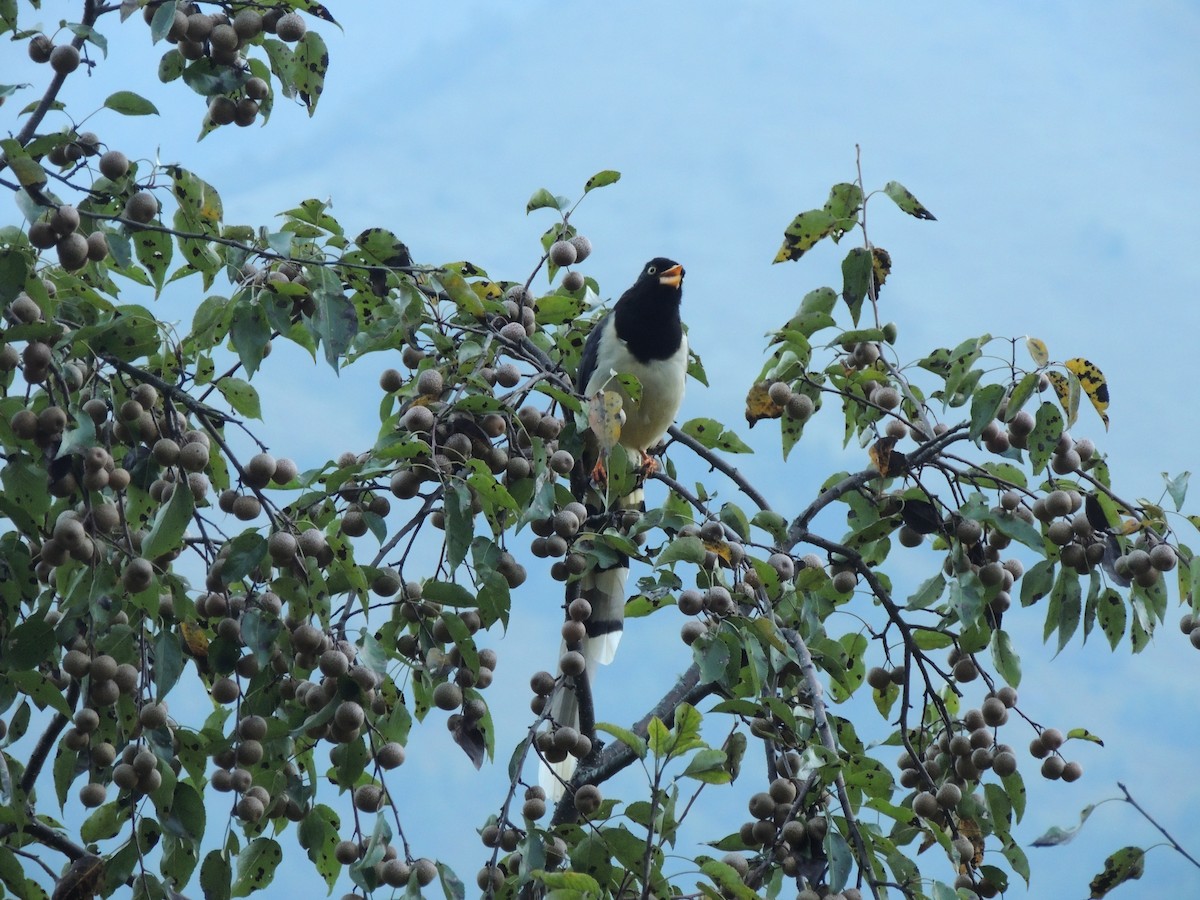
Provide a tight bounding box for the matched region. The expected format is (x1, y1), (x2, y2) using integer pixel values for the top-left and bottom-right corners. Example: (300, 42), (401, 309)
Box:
(541, 258), (688, 798)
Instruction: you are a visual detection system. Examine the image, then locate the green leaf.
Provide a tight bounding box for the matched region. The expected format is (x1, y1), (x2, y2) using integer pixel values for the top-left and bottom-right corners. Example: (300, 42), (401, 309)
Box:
(229, 300), (270, 377)
(4, 614), (55, 671)
(421, 580), (477, 608)
(1163, 470), (1190, 511)
(584, 170), (621, 192)
(681, 748), (730, 784)
(154, 629), (184, 698)
(1087, 846), (1145, 898)
(142, 483), (194, 561)
(133, 227), (173, 295)
(657, 535), (706, 566)
(444, 482), (473, 572)
(840, 246), (873, 324)
(81, 800), (130, 843)
(595, 722), (647, 760)
(216, 377), (262, 419)
(293, 31), (329, 115)
(158, 47), (184, 82)
(969, 382), (1006, 439)
(297, 804), (341, 891)
(882, 181), (937, 220)
(773, 208), (841, 263)
(78, 304), (161, 361)
(1027, 402), (1064, 475)
(1005, 371), (1041, 420)
(310, 268), (358, 369)
(1020, 559), (1056, 606)
(221, 532), (268, 583)
(990, 628), (1021, 686)
(104, 90), (159, 116)
(1096, 588), (1126, 649)
(680, 417), (752, 454)
(7, 669), (71, 716)
(231, 837), (283, 897)
(526, 188), (563, 213)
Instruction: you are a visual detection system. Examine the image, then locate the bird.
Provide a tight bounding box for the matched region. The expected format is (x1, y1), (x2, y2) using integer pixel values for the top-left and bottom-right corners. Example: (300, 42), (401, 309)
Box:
(540, 257), (688, 799)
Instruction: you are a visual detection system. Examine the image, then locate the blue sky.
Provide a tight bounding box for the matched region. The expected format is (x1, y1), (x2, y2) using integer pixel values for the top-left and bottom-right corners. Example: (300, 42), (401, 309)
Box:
(6, 1), (1200, 896)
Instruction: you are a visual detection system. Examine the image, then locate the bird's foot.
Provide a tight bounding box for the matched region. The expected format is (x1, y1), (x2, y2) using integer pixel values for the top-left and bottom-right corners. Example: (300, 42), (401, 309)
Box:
(639, 452), (660, 477)
(589, 459), (608, 488)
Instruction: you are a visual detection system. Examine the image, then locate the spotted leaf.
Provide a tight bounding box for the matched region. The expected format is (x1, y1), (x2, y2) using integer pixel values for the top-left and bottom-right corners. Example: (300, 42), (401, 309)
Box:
(1064, 357), (1109, 429)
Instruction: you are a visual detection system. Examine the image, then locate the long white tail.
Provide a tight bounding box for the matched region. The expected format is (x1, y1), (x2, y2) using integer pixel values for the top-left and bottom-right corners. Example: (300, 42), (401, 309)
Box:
(539, 564), (629, 800)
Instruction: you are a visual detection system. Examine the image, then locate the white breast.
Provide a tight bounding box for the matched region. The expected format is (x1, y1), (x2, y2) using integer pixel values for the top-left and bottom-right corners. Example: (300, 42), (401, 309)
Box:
(585, 317), (688, 452)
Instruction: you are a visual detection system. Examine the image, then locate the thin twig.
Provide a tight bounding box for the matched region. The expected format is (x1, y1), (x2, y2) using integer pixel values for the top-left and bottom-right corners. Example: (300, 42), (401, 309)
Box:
(1118, 782), (1200, 869)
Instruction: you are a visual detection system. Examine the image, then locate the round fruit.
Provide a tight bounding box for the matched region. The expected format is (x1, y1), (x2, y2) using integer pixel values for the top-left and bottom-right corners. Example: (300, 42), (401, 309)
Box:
(416, 368), (443, 396)
(86, 231), (109, 262)
(375, 741), (405, 769)
(569, 235), (592, 261)
(50, 204), (81, 235)
(874, 386), (901, 410)
(573, 784), (601, 815)
(234, 98), (259, 127)
(79, 782), (106, 808)
(275, 12), (306, 41)
(50, 44), (81, 74)
(786, 393), (814, 421)
(245, 76), (269, 100)
(124, 190), (159, 223)
(562, 270), (585, 291)
(549, 240), (577, 267)
(56, 233), (90, 270)
(433, 681), (462, 711)
(28, 33), (54, 63)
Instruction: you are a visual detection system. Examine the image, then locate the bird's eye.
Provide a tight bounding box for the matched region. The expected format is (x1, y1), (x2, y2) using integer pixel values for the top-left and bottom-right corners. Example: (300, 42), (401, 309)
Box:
(647, 265), (657, 275)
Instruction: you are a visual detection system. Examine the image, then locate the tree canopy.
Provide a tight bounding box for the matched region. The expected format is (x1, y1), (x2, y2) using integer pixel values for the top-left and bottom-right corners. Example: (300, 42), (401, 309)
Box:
(0, 3), (1196, 900)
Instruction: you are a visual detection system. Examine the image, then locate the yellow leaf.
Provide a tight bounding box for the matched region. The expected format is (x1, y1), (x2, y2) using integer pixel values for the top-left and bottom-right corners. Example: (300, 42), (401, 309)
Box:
(744, 381), (783, 426)
(869, 435), (907, 477)
(1025, 337), (1049, 367)
(1064, 357), (1110, 429)
(871, 246), (891, 293)
(180, 621), (209, 659)
(1044, 370), (1079, 427)
(588, 390), (624, 454)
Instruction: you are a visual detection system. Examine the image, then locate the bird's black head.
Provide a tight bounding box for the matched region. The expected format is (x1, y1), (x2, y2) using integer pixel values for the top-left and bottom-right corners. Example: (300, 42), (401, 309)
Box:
(638, 257), (685, 291)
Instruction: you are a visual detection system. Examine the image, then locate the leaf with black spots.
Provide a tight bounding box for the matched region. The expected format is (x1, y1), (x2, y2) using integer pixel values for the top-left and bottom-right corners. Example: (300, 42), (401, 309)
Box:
(882, 181), (937, 220)
(134, 227), (172, 295)
(1027, 402), (1064, 475)
(869, 435), (907, 478)
(231, 837), (282, 897)
(1064, 357), (1110, 429)
(744, 381), (783, 426)
(871, 246), (891, 295)
(215, 377), (261, 419)
(294, 31), (329, 115)
(773, 208), (841, 263)
(584, 170), (621, 193)
(1087, 846), (1144, 898)
(680, 417), (752, 454)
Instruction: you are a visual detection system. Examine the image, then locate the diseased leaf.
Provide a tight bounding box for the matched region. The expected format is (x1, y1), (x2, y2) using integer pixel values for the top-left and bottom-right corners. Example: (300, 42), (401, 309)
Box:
(1087, 846), (1145, 898)
(231, 837), (282, 897)
(1064, 357), (1110, 429)
(882, 180), (937, 220)
(583, 169), (620, 192)
(1027, 402), (1064, 475)
(215, 377), (262, 419)
(1025, 336), (1049, 367)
